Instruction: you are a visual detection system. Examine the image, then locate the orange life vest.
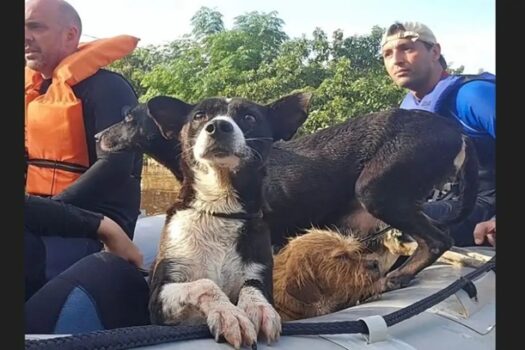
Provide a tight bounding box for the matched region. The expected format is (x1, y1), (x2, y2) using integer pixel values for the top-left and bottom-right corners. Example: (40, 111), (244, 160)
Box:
(25, 35), (139, 196)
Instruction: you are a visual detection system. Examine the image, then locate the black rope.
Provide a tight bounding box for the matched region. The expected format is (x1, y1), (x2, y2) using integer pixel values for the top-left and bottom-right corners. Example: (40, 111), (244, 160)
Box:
(383, 255), (494, 327)
(26, 324), (211, 350)
(363, 224), (393, 241)
(25, 257), (495, 350)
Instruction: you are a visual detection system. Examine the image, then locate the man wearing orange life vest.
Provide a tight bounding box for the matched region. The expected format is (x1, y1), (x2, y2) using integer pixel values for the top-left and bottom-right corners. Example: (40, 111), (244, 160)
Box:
(24, 0), (144, 300)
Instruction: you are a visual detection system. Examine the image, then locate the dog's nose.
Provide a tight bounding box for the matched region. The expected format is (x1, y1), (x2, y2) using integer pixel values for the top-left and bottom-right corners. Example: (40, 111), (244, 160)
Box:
(205, 119), (234, 136)
(94, 131), (103, 142)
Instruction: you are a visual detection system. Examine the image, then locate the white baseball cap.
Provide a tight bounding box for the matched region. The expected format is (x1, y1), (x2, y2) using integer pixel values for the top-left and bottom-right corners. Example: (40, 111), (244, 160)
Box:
(380, 21), (437, 48)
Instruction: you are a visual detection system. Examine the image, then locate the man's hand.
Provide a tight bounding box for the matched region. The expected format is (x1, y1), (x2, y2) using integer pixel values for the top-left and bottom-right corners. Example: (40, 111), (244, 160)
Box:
(97, 216), (144, 268)
(473, 219), (496, 247)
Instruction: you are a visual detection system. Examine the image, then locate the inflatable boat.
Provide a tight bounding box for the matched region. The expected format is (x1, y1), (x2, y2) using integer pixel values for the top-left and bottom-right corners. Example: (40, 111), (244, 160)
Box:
(26, 214), (496, 350)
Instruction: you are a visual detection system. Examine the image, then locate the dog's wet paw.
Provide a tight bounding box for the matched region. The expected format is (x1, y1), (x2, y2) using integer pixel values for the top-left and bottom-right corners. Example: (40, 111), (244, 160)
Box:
(376, 275), (413, 293)
(376, 273), (414, 292)
(207, 301), (257, 349)
(240, 302), (282, 344)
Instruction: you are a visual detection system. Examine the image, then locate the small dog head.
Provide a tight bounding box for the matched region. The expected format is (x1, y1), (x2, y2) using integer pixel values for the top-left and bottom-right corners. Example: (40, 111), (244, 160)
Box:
(95, 99), (189, 181)
(96, 103), (171, 152)
(273, 228), (397, 320)
(179, 93), (311, 172)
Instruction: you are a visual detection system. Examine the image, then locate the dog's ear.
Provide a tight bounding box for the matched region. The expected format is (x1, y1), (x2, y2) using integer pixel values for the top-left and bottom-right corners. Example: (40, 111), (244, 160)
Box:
(285, 277), (322, 305)
(266, 92), (312, 141)
(147, 96), (193, 140)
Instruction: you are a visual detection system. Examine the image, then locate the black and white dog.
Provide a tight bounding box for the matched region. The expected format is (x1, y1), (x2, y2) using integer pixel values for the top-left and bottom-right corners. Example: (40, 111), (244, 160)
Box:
(98, 92), (478, 293)
(142, 93), (310, 349)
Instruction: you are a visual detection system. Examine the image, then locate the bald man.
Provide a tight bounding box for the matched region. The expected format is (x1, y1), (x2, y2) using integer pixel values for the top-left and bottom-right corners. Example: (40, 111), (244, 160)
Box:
(25, 0), (82, 78)
(25, 0), (144, 300)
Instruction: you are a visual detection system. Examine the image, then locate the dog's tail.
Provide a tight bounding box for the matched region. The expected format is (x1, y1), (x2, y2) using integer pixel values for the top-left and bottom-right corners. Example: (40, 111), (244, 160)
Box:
(437, 135), (479, 226)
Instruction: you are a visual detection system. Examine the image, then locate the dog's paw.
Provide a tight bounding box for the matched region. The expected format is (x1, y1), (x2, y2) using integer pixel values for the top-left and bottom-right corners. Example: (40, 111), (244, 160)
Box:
(239, 301), (282, 344)
(377, 273), (414, 292)
(207, 301), (257, 349)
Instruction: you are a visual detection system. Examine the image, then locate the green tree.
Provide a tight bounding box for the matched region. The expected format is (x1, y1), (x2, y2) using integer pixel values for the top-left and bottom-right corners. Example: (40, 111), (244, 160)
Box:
(233, 11), (288, 61)
(140, 40), (208, 102)
(108, 45), (166, 97)
(113, 10), (464, 136)
(333, 25), (384, 71)
(447, 64), (465, 74)
(191, 6), (225, 40)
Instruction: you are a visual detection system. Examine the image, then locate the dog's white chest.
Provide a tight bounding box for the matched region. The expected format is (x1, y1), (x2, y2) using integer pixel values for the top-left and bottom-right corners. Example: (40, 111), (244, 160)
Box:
(165, 210), (246, 297)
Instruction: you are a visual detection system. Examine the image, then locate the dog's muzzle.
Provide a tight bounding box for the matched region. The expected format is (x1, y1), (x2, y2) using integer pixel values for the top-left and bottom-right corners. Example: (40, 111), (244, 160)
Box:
(94, 131), (103, 142)
(200, 119), (240, 157)
(205, 119), (234, 140)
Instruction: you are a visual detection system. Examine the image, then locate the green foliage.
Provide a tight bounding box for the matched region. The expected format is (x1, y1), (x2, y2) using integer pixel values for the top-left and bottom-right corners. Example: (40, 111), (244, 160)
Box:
(233, 11), (288, 61)
(108, 45), (167, 98)
(107, 12), (451, 135)
(191, 6), (225, 40)
(447, 64), (465, 75)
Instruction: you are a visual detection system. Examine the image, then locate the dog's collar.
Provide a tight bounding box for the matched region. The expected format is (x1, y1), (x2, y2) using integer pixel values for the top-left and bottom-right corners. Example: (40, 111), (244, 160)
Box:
(209, 210), (263, 220)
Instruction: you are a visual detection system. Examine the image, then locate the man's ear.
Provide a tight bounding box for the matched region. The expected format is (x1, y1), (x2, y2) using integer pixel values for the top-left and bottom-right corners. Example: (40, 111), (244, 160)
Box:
(147, 96), (193, 140)
(431, 43), (442, 62)
(64, 23), (80, 45)
(266, 92), (312, 141)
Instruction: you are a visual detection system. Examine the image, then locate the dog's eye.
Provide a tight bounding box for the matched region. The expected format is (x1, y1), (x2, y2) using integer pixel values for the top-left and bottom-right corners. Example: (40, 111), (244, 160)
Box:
(193, 112), (206, 121)
(124, 114), (134, 123)
(334, 253), (352, 261)
(365, 260), (380, 271)
(243, 115), (256, 124)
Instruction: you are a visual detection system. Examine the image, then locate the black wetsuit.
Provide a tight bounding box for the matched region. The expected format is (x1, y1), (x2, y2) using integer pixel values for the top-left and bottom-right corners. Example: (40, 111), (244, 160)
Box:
(25, 69), (143, 300)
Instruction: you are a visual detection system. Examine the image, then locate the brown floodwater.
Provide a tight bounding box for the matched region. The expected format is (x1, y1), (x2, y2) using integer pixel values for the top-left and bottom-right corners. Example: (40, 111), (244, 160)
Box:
(140, 160), (181, 216)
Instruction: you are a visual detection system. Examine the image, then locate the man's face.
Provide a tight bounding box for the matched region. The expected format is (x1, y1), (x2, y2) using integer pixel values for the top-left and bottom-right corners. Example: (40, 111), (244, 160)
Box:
(25, 1), (69, 77)
(381, 38), (437, 91)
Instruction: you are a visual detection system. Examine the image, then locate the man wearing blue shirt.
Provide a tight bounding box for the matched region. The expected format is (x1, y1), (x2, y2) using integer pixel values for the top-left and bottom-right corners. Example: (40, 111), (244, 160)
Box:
(380, 21), (495, 247)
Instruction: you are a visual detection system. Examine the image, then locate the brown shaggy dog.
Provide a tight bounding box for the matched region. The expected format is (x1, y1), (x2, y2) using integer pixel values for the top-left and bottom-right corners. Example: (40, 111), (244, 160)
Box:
(273, 228), (399, 321)
(273, 227), (492, 321)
